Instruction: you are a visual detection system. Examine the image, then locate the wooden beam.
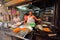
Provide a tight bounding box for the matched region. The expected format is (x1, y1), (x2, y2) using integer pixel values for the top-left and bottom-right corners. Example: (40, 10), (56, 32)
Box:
(4, 0), (31, 7)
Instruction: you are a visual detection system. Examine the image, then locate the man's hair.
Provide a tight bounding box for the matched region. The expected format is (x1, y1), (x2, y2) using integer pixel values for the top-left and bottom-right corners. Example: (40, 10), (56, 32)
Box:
(29, 11), (33, 13)
(24, 13), (28, 15)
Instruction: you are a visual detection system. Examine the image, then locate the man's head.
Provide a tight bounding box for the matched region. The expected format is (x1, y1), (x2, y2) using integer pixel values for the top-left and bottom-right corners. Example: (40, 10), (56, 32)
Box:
(15, 15), (18, 18)
(29, 11), (33, 16)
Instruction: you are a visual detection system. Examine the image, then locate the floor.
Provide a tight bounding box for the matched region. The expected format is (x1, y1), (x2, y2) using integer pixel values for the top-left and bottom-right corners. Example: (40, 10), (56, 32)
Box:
(0, 31), (12, 40)
(0, 32), (3, 40)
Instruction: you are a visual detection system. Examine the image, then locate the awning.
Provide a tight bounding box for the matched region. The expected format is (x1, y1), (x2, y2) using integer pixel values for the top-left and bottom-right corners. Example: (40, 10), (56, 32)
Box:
(4, 0), (32, 7)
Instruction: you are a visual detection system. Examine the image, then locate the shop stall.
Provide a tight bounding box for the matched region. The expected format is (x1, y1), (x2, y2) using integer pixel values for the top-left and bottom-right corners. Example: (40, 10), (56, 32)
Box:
(0, 0), (58, 40)
(2, 6), (57, 40)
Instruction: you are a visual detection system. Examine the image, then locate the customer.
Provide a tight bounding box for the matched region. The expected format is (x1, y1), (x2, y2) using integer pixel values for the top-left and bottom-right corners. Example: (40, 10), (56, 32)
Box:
(24, 13), (28, 23)
(13, 15), (20, 23)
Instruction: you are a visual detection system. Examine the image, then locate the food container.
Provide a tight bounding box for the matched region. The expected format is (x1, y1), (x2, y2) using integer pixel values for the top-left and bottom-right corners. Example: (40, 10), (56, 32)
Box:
(18, 28), (32, 37)
(36, 25), (43, 30)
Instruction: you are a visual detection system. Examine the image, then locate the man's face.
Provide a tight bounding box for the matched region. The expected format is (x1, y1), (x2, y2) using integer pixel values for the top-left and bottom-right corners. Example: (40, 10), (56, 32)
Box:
(29, 11), (33, 15)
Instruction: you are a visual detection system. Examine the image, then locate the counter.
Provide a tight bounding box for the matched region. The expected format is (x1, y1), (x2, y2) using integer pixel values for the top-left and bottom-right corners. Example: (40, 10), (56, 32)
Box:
(0, 21), (57, 40)
(3, 28), (30, 40)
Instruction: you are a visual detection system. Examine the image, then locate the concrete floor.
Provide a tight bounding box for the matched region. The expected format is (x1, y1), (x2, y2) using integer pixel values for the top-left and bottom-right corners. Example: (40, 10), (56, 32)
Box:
(0, 31), (12, 40)
(0, 32), (3, 40)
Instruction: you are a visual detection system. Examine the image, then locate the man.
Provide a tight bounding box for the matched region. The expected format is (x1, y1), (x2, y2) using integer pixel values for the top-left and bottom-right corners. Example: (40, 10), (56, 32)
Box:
(13, 15), (20, 23)
(24, 13), (28, 23)
(27, 11), (41, 27)
(27, 11), (41, 23)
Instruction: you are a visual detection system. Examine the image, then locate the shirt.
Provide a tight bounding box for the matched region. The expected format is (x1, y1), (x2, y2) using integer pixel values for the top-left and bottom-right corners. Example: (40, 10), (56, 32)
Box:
(13, 17), (20, 23)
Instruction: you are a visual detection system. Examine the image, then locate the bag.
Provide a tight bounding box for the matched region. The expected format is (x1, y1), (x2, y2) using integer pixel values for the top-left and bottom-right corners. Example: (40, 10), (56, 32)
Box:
(28, 22), (36, 27)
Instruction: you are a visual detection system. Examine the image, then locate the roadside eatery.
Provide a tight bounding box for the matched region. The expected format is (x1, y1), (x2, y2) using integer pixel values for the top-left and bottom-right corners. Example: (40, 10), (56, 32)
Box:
(0, 0), (60, 40)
